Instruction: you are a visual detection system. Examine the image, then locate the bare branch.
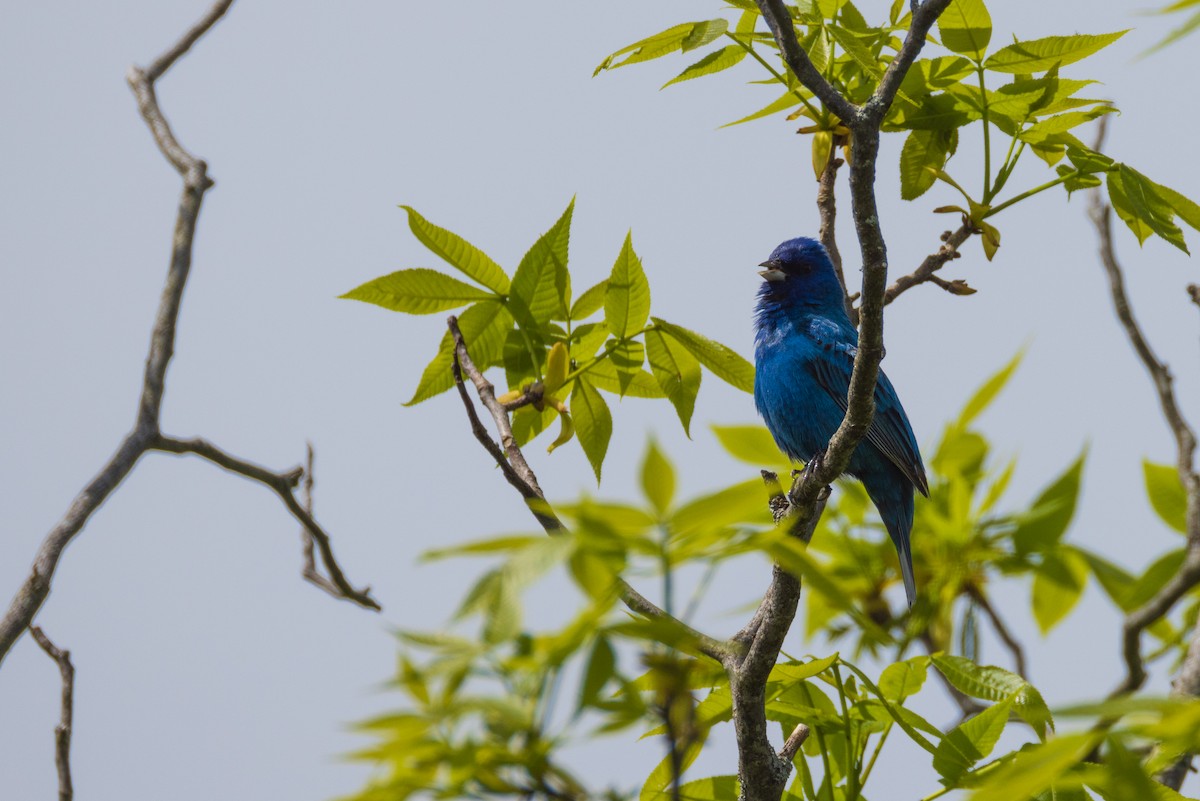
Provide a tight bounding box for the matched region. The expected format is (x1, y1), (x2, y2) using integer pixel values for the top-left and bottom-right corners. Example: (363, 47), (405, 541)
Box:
(445, 317), (737, 664)
(884, 224), (974, 305)
(861, 0), (954, 124)
(0, 0), (378, 668)
(152, 436), (379, 610)
(30, 627), (74, 801)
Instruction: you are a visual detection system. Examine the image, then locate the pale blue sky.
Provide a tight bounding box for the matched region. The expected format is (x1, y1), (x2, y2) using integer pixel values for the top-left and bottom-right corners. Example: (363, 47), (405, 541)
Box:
(2, 2), (1199, 799)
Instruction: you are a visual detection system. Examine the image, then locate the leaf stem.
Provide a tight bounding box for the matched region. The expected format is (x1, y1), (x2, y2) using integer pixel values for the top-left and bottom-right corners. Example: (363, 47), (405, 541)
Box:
(985, 173), (1074, 217)
(833, 664), (861, 801)
(978, 65), (992, 201)
(859, 723), (892, 790)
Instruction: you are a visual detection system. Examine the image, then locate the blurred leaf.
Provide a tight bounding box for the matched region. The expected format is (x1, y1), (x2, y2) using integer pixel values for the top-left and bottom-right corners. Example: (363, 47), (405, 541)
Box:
(671, 478), (773, 538)
(937, 0), (992, 61)
(573, 377), (612, 484)
(711, 424), (787, 467)
(958, 351), (1023, 429)
(400, 206), (510, 293)
(672, 776), (739, 801)
(984, 31), (1127, 73)
(1143, 460), (1188, 533)
(933, 698), (1014, 781)
(341, 268), (494, 314)
(1012, 450), (1086, 554)
(509, 199), (574, 328)
(646, 328), (702, 435)
(653, 317), (755, 393)
(405, 301), (511, 406)
(967, 733), (1097, 801)
(571, 279), (609, 321)
(640, 740), (704, 801)
(606, 233), (652, 339)
(664, 46), (747, 88)
(577, 636), (616, 712)
(1032, 548), (1090, 634)
(642, 439), (676, 516)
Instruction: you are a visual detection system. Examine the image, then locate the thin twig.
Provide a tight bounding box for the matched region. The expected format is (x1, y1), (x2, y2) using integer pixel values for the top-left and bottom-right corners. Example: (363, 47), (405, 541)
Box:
(966, 585), (1028, 678)
(151, 436), (379, 609)
(816, 145), (855, 323)
(445, 316), (736, 663)
(30, 627), (73, 801)
(884, 223), (974, 304)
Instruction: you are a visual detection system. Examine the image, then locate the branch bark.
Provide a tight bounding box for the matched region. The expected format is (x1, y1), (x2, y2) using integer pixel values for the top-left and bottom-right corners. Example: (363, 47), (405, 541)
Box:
(30, 627), (74, 801)
(884, 223), (974, 304)
(0, 0), (377, 671)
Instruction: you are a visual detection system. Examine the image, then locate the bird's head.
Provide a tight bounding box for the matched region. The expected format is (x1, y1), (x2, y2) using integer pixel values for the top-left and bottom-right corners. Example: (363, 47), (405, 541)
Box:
(756, 237), (849, 320)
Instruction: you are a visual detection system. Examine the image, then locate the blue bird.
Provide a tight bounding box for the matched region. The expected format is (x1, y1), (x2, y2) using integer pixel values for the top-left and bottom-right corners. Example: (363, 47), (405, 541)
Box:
(753, 237), (928, 606)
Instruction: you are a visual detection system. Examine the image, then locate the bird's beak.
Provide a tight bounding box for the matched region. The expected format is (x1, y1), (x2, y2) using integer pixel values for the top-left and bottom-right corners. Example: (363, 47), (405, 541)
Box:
(758, 259), (785, 282)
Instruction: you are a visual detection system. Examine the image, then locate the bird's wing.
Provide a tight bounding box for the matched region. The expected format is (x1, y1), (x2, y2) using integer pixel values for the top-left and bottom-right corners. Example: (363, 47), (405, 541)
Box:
(808, 336), (929, 497)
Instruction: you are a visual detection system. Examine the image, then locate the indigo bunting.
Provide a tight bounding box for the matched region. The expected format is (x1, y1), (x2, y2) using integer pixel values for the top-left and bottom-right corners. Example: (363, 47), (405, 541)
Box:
(753, 237), (928, 606)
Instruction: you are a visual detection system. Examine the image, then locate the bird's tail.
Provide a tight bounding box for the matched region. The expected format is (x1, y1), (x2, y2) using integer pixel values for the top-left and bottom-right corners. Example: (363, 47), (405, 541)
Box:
(872, 489), (917, 608)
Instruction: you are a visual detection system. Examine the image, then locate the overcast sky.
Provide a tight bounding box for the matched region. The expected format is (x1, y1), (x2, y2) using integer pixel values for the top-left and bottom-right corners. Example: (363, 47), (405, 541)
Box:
(3, 2), (1199, 799)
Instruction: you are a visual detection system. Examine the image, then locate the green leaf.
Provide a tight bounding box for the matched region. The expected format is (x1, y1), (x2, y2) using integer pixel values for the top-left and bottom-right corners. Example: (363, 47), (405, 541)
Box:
(605, 233), (652, 340)
(664, 45), (747, 88)
(1143, 460), (1188, 533)
(596, 20), (726, 75)
(1012, 450), (1086, 554)
(984, 31), (1128, 74)
(879, 656), (930, 703)
(673, 776), (739, 801)
(711, 424), (787, 467)
(404, 301), (512, 405)
(1155, 183), (1200, 233)
(640, 740), (705, 801)
(1032, 548), (1090, 634)
(721, 90), (806, 128)
(641, 439), (676, 516)
(900, 129), (957, 200)
(340, 268), (494, 314)
(645, 328), (702, 436)
(1108, 166), (1189, 253)
(400, 206), (510, 293)
(682, 19), (730, 52)
(652, 318), (754, 393)
(1076, 547), (1136, 611)
(509, 199), (574, 328)
(671, 478), (773, 538)
(571, 279), (608, 321)
(937, 0), (992, 61)
(899, 56), (975, 95)
(932, 654), (1054, 738)
(888, 93), (979, 131)
(933, 698), (1014, 782)
(573, 377), (612, 484)
(967, 734), (1097, 801)
(827, 24), (881, 78)
(577, 636), (616, 712)
(587, 360), (668, 399)
(611, 339), (646, 397)
(957, 351), (1022, 429)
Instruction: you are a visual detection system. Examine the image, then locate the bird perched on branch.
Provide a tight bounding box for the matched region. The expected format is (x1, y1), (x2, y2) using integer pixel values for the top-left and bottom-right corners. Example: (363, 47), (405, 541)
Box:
(753, 237), (928, 606)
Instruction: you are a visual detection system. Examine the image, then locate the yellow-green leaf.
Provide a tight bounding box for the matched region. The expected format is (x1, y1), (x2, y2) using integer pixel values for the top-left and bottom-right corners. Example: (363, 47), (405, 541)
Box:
(400, 206), (510, 293)
(340, 268), (494, 314)
(984, 31), (1128, 74)
(404, 301), (511, 406)
(937, 0), (992, 61)
(605, 232), (652, 339)
(510, 199), (574, 328)
(711, 424), (787, 467)
(645, 328), (701, 436)
(652, 318), (754, 393)
(1031, 548), (1089, 634)
(641, 439), (676, 516)
(573, 378), (612, 484)
(1143, 460), (1188, 533)
(663, 45), (747, 88)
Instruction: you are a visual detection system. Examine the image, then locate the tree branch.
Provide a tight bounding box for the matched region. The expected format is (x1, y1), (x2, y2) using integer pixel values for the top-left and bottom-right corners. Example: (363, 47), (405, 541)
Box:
(151, 436), (379, 610)
(752, 0), (858, 123)
(884, 223), (974, 304)
(817, 147), (855, 323)
(30, 627), (74, 801)
(445, 316), (736, 664)
(0, 0), (377, 670)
